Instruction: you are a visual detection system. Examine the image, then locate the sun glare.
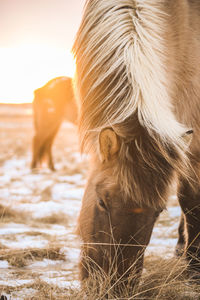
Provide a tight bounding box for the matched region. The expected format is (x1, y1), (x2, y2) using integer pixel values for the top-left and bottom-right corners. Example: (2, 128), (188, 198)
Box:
(0, 44), (76, 104)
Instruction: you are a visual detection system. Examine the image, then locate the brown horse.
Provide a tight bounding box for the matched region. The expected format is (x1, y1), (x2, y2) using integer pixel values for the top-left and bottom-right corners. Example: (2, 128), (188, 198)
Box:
(31, 76), (77, 171)
(73, 0), (200, 294)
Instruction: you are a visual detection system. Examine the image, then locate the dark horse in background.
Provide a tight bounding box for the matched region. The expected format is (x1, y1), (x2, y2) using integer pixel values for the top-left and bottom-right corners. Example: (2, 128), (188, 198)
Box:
(31, 76), (77, 171)
(73, 0), (200, 295)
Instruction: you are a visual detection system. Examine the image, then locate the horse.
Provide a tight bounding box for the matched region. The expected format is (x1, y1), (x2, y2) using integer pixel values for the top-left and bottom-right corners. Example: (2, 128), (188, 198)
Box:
(73, 0), (200, 294)
(31, 76), (77, 171)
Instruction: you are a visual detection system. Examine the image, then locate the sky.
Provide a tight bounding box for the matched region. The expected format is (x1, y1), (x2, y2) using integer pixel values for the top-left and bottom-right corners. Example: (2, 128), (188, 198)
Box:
(0, 0), (85, 103)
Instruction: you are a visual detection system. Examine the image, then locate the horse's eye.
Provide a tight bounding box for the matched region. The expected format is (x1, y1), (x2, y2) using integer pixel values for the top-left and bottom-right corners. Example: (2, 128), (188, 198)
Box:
(97, 198), (107, 211)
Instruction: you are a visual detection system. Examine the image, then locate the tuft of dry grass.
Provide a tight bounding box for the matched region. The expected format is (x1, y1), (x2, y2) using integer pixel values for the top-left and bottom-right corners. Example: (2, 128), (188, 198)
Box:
(1, 279), (75, 300)
(0, 204), (29, 224)
(0, 243), (7, 250)
(0, 246), (66, 268)
(36, 213), (68, 226)
(66, 255), (200, 299)
(40, 186), (52, 202)
(0, 282), (61, 300)
(135, 256), (199, 299)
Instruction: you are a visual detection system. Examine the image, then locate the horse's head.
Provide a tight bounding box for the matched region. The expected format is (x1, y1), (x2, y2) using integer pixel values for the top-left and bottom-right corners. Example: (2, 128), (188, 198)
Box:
(77, 125), (189, 291)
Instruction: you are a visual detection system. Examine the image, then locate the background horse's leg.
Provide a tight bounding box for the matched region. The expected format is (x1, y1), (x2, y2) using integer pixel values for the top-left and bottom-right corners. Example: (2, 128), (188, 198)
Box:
(46, 137), (55, 171)
(31, 135), (40, 169)
(178, 178), (200, 275)
(31, 134), (46, 170)
(175, 213), (185, 257)
(45, 125), (61, 171)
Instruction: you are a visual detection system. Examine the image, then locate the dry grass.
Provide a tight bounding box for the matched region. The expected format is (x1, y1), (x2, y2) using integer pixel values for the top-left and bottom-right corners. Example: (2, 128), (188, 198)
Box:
(0, 204), (29, 224)
(37, 213), (68, 226)
(24, 280), (69, 300)
(0, 246), (65, 267)
(0, 280), (70, 300)
(0, 204), (69, 226)
(0, 243), (7, 250)
(136, 256), (198, 299)
(66, 256), (200, 300)
(40, 186), (52, 202)
(56, 248), (200, 300)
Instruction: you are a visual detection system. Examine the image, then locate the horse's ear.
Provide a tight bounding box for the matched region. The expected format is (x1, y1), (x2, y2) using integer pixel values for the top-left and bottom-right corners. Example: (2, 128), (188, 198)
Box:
(182, 129), (193, 146)
(99, 128), (120, 162)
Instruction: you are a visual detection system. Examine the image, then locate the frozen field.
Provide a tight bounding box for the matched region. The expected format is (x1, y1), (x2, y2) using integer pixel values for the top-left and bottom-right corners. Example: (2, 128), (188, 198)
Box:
(0, 106), (198, 299)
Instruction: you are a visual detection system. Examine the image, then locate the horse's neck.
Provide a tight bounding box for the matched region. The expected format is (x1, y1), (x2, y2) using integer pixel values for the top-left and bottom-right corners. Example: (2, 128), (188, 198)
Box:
(165, 1), (200, 132)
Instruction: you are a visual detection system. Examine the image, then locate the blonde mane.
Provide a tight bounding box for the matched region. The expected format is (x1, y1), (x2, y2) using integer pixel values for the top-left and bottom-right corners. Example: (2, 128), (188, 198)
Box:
(73, 0), (191, 196)
(74, 0), (188, 141)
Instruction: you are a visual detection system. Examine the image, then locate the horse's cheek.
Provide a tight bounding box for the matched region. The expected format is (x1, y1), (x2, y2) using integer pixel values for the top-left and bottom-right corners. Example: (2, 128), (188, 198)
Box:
(92, 206), (110, 241)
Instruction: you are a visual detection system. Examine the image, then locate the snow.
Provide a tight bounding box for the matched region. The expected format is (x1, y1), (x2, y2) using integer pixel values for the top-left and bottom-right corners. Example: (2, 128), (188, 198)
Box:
(2, 235), (49, 249)
(0, 223), (33, 235)
(17, 200), (81, 218)
(0, 279), (34, 287)
(58, 174), (84, 183)
(168, 206), (181, 218)
(0, 260), (9, 268)
(29, 259), (64, 268)
(41, 276), (80, 289)
(3, 157), (28, 170)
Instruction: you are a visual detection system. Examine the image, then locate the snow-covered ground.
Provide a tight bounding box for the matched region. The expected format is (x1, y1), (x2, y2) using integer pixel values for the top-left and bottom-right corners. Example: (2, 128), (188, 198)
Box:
(0, 110), (182, 299)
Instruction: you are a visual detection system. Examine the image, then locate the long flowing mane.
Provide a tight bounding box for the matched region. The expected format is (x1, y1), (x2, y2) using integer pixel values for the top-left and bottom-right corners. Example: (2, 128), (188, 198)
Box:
(73, 0), (191, 205)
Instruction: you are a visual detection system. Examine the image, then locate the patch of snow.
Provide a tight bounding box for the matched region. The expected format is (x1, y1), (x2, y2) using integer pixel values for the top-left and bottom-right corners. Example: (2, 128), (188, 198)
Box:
(169, 194), (178, 201)
(18, 199), (81, 218)
(0, 279), (33, 287)
(58, 174), (84, 184)
(3, 158), (28, 170)
(28, 259), (64, 268)
(0, 173), (11, 185)
(22, 173), (46, 184)
(11, 288), (36, 300)
(51, 183), (73, 200)
(0, 260), (9, 268)
(61, 247), (80, 270)
(65, 248), (80, 262)
(11, 187), (31, 195)
(146, 246), (174, 258)
(0, 223), (70, 248)
(0, 188), (10, 198)
(36, 224), (68, 236)
(3, 235), (49, 249)
(64, 188), (84, 200)
(150, 237), (177, 247)
(168, 206), (181, 218)
(71, 152), (88, 163)
(51, 183), (84, 201)
(0, 223), (32, 235)
(41, 275), (80, 289)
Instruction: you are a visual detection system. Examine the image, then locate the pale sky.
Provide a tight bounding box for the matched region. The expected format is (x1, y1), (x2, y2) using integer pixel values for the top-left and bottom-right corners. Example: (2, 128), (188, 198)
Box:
(0, 0), (85, 103)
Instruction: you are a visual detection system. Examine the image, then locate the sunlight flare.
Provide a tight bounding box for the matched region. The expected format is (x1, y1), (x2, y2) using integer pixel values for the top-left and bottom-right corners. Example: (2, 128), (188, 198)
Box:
(0, 44), (75, 103)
